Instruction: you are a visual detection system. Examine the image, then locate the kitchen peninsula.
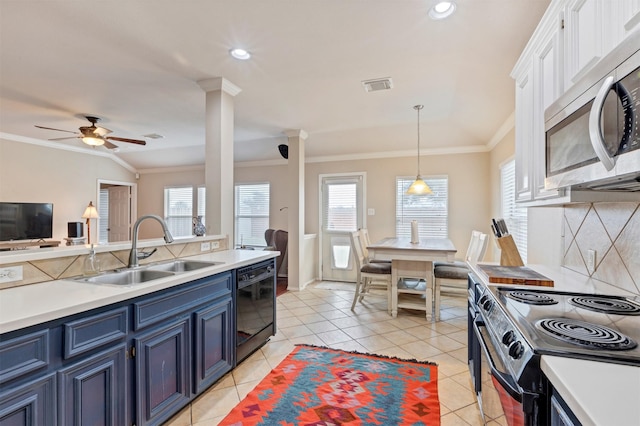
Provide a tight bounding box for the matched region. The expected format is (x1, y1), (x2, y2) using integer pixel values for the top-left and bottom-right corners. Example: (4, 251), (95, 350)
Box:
(0, 237), (278, 425)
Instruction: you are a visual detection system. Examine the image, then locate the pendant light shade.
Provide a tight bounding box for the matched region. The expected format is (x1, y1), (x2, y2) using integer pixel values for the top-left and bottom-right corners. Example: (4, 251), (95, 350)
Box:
(406, 105), (432, 195)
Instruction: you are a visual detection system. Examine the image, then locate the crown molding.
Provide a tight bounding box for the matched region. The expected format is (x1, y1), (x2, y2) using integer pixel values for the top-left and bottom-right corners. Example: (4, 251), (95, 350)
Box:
(1, 132), (137, 173)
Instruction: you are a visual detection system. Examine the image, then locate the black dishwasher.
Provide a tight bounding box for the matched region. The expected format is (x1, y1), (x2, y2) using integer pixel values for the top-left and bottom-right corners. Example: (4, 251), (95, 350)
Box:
(235, 259), (276, 363)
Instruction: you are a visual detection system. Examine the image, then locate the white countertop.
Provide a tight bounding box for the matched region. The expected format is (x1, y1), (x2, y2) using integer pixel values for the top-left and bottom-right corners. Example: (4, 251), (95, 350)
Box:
(541, 357), (640, 426)
(469, 262), (640, 425)
(0, 249), (277, 334)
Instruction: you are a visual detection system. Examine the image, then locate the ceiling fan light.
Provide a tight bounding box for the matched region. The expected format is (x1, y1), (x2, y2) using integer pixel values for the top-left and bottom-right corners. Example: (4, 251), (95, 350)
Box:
(82, 136), (105, 146)
(406, 176), (433, 195)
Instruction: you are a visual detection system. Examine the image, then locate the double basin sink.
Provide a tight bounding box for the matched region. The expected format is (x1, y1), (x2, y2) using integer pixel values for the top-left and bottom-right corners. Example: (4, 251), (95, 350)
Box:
(75, 260), (223, 286)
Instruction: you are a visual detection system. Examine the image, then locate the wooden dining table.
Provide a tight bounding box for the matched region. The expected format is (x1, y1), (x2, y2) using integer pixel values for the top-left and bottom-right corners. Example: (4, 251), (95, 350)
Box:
(367, 237), (457, 318)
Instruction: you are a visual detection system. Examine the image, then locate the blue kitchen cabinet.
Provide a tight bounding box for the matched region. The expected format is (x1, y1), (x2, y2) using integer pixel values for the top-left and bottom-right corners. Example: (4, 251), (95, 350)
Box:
(57, 345), (127, 426)
(0, 373), (56, 426)
(193, 296), (233, 394)
(134, 317), (191, 426)
(0, 269), (237, 426)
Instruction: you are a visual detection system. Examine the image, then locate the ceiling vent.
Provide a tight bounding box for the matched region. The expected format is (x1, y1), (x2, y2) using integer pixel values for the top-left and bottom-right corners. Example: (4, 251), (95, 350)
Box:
(361, 77), (393, 92)
(143, 133), (164, 139)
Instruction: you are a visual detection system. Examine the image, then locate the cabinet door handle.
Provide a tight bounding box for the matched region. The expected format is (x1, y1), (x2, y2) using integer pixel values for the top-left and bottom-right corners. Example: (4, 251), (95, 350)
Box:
(588, 75), (616, 171)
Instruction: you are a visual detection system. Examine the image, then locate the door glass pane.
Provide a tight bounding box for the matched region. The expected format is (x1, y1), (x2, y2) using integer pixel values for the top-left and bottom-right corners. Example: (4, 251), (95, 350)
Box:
(325, 183), (357, 231)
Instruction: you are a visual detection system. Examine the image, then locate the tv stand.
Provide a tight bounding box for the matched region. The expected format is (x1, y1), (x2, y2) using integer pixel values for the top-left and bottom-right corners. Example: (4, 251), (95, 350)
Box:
(0, 240), (61, 251)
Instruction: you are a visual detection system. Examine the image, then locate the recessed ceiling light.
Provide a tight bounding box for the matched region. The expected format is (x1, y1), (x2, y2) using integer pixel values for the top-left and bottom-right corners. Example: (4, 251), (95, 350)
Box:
(230, 48), (251, 60)
(429, 1), (456, 20)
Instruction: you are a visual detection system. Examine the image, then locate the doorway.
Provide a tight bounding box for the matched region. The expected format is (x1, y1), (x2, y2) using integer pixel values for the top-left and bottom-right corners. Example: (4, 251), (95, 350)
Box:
(97, 180), (137, 243)
(319, 173), (365, 282)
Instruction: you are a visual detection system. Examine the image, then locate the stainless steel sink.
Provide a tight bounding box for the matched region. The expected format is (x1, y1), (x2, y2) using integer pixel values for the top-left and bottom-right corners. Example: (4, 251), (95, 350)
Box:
(147, 260), (223, 273)
(77, 269), (176, 286)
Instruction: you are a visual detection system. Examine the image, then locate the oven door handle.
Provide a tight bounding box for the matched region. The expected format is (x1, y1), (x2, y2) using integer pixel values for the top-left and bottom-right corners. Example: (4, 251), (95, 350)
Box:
(473, 318), (523, 402)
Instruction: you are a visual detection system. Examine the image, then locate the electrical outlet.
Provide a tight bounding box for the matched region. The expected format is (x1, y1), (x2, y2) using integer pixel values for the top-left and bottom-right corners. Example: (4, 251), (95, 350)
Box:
(0, 266), (23, 283)
(211, 241), (220, 249)
(200, 242), (211, 251)
(587, 249), (596, 273)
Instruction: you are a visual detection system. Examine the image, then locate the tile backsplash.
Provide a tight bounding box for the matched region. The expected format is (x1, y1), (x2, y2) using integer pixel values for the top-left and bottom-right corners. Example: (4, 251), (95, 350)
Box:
(563, 202), (640, 295)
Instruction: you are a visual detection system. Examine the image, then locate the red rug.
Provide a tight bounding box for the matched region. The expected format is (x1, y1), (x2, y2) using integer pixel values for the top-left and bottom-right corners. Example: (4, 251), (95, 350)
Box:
(219, 344), (440, 425)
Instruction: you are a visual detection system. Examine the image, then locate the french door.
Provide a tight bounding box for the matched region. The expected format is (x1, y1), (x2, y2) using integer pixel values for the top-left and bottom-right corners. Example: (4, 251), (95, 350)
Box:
(320, 174), (365, 282)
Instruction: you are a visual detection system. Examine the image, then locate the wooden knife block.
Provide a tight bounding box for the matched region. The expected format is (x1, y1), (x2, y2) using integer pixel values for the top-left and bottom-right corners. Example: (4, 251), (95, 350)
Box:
(496, 235), (525, 267)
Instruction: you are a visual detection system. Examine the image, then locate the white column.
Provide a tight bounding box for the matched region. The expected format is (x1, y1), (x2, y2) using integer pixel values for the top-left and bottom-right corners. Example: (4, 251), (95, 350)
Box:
(284, 129), (308, 291)
(197, 78), (241, 245)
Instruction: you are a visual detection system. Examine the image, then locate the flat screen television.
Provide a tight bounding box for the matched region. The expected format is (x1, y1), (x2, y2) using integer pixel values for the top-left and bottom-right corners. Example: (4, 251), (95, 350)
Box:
(0, 202), (53, 241)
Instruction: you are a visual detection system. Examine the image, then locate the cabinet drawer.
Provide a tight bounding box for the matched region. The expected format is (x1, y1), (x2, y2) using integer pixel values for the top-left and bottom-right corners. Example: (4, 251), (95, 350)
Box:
(0, 330), (49, 384)
(133, 273), (232, 330)
(63, 306), (128, 359)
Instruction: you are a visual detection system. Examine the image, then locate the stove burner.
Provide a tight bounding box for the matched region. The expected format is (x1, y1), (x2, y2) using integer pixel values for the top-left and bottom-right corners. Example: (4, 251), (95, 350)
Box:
(505, 291), (559, 305)
(568, 296), (640, 316)
(536, 318), (637, 350)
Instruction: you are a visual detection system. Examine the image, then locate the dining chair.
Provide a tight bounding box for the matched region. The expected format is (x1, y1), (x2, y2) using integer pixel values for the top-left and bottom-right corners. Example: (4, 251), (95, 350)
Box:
(349, 231), (392, 313)
(359, 228), (390, 263)
(433, 231), (488, 320)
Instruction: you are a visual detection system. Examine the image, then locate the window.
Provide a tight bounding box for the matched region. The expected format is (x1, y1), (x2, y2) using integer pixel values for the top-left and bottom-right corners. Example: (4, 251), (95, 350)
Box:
(235, 183), (270, 247)
(501, 160), (527, 263)
(164, 186), (206, 238)
(396, 176), (448, 238)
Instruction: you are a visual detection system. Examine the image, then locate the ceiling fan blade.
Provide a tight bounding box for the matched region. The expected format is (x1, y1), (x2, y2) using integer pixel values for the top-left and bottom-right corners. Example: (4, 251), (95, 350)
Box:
(35, 125), (78, 134)
(49, 136), (80, 141)
(106, 136), (146, 145)
(94, 126), (112, 136)
(103, 140), (118, 150)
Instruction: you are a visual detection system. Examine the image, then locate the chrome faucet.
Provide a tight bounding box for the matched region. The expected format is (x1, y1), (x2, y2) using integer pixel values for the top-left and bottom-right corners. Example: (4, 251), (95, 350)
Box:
(128, 215), (174, 268)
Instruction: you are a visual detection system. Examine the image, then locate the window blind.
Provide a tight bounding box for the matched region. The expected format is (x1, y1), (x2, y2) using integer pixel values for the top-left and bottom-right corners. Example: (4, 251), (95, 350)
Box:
(501, 160), (528, 263)
(235, 183), (270, 247)
(164, 186), (194, 238)
(395, 176), (448, 238)
(323, 180), (358, 232)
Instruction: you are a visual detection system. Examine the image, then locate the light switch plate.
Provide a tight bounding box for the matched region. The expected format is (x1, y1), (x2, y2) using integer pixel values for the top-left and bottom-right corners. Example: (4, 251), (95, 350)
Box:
(368, 208), (375, 216)
(211, 241), (220, 249)
(0, 266), (23, 283)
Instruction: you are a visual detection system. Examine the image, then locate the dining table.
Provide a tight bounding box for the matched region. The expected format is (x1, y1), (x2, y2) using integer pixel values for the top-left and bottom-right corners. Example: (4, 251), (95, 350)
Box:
(367, 237), (457, 318)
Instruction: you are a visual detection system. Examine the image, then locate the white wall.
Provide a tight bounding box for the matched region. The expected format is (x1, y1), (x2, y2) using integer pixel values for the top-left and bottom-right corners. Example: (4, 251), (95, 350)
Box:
(0, 138), (136, 243)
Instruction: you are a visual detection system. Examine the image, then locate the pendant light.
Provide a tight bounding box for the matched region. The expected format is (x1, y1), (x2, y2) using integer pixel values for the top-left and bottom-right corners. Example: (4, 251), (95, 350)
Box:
(406, 105), (432, 195)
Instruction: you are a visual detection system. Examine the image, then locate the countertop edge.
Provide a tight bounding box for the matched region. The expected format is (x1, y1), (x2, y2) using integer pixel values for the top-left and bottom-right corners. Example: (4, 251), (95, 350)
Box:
(0, 249), (278, 334)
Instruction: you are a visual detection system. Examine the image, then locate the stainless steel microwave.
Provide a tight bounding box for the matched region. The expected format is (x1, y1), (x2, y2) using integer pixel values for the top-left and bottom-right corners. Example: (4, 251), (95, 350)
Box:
(544, 31), (640, 192)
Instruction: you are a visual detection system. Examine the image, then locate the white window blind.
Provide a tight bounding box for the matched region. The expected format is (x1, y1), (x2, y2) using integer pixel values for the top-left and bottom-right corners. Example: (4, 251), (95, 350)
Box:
(164, 186), (194, 238)
(323, 181), (358, 232)
(235, 183), (270, 247)
(98, 189), (109, 244)
(501, 160), (528, 263)
(197, 186), (206, 225)
(396, 176), (448, 238)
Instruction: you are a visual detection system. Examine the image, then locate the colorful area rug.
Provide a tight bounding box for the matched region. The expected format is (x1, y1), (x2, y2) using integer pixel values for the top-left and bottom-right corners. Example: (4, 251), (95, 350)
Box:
(219, 344), (440, 425)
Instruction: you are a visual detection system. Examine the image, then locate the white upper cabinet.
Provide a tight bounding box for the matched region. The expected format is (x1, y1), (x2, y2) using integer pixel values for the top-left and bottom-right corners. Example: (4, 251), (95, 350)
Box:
(564, 0), (606, 87)
(621, 0), (640, 37)
(514, 61), (534, 202)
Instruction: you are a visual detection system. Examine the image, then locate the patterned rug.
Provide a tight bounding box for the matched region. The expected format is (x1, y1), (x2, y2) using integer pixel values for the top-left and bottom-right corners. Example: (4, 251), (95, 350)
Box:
(219, 344), (440, 425)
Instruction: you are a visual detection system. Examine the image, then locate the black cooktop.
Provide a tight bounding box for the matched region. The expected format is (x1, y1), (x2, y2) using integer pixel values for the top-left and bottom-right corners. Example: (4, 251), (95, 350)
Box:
(491, 286), (640, 366)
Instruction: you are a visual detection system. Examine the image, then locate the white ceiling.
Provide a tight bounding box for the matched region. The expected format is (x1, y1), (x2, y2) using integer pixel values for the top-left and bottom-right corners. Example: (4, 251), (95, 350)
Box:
(0, 0), (550, 170)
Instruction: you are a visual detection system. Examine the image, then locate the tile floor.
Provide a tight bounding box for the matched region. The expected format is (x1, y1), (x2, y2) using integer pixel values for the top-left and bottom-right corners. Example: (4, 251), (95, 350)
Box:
(165, 281), (484, 425)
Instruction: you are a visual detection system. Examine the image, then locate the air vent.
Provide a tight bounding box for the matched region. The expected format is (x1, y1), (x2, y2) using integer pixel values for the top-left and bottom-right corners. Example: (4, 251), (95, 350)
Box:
(362, 77), (393, 92)
(143, 133), (164, 139)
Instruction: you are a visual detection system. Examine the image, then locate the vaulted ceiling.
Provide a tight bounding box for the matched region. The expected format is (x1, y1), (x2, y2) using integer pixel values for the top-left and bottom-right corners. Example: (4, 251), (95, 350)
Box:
(0, 0), (550, 170)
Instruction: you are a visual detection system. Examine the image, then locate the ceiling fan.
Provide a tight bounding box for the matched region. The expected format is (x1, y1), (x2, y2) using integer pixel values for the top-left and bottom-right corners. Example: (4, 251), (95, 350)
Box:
(35, 116), (146, 149)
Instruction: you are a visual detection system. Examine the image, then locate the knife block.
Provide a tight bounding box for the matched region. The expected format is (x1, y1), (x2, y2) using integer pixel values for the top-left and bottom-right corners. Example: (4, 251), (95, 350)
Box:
(496, 235), (525, 267)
